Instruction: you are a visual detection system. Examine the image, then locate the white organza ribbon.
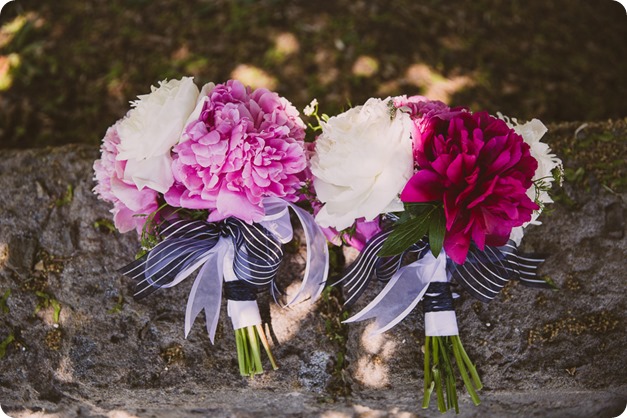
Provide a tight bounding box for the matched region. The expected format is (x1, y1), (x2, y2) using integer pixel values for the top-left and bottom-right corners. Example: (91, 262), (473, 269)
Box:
(344, 250), (458, 337)
(183, 197), (329, 343)
(260, 197), (329, 306)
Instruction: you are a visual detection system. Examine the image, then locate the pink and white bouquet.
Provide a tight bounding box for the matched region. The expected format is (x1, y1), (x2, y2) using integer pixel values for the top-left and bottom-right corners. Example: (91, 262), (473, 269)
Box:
(310, 96), (562, 412)
(94, 78), (329, 376)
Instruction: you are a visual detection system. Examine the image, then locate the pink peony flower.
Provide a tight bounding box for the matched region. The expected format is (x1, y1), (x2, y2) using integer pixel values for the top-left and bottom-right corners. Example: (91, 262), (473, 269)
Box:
(342, 218), (382, 252)
(165, 80), (307, 223)
(319, 217), (382, 253)
(394, 95), (466, 142)
(93, 123), (159, 234)
(401, 109), (539, 264)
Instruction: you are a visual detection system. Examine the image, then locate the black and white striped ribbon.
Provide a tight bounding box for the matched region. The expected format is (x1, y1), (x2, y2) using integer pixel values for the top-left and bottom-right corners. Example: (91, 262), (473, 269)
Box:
(342, 235), (551, 336)
(333, 230), (428, 307)
(449, 240), (550, 303)
(337, 232), (550, 308)
(119, 218), (283, 301)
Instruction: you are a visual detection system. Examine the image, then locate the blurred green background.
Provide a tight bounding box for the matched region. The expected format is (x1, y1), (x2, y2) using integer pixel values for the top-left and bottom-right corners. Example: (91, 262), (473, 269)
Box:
(0, 0), (626, 149)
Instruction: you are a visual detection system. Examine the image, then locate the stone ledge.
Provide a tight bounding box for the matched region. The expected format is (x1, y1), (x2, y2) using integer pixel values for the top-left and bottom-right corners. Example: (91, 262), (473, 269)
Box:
(0, 119), (625, 417)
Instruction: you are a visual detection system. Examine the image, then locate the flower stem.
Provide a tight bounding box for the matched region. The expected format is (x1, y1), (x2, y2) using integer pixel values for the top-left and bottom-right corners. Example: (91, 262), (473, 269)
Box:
(422, 336), (433, 409)
(247, 325), (263, 375)
(452, 335), (483, 391)
(436, 336), (458, 413)
(234, 325), (277, 377)
(235, 327), (249, 376)
(431, 337), (446, 412)
(256, 324), (278, 370)
(421, 335), (482, 413)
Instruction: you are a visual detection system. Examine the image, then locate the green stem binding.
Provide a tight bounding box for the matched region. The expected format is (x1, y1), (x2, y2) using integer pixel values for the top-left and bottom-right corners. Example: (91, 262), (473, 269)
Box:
(234, 324), (278, 377)
(422, 335), (483, 413)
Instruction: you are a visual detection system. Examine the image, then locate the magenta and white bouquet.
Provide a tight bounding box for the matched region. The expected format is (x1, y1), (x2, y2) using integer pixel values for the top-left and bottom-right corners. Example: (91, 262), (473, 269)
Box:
(94, 78), (329, 376)
(310, 96), (562, 412)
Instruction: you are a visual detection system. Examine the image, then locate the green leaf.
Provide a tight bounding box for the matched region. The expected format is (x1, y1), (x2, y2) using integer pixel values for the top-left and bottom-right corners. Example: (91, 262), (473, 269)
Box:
(542, 275), (560, 290)
(405, 202), (435, 216)
(378, 212), (431, 257)
(428, 208), (446, 257)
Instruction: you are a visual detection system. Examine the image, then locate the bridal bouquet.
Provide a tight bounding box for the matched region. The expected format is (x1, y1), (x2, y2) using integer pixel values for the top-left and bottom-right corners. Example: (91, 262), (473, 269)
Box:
(93, 77), (329, 376)
(310, 96), (562, 412)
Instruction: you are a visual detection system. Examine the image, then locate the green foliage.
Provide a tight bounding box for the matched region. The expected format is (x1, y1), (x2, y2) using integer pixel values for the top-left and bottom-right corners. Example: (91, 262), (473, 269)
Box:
(563, 167), (586, 186)
(428, 209), (446, 257)
(135, 203), (212, 258)
(107, 294), (125, 314)
(94, 218), (116, 233)
(34, 291), (61, 324)
(55, 184), (73, 207)
(541, 275), (559, 290)
(0, 289), (10, 314)
(378, 203), (444, 257)
(0, 332), (15, 359)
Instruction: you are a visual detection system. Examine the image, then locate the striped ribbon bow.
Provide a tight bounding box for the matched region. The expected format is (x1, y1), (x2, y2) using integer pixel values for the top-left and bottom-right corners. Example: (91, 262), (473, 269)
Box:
(120, 198), (329, 342)
(335, 229), (551, 335)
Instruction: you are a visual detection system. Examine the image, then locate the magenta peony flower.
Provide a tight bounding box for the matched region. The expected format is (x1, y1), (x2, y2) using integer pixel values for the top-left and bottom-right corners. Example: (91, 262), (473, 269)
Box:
(93, 123), (159, 234)
(401, 110), (539, 264)
(165, 80), (307, 223)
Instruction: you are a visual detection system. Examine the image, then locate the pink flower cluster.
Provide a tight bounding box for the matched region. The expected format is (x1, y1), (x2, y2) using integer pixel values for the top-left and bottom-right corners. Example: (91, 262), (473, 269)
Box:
(400, 98), (538, 264)
(320, 217), (382, 252)
(93, 78), (309, 233)
(93, 124), (159, 233)
(165, 80), (307, 223)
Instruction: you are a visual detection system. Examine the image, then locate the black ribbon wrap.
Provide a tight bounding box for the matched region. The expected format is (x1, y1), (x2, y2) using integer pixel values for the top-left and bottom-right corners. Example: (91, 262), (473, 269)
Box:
(223, 281), (258, 301)
(119, 218), (283, 301)
(422, 282), (454, 313)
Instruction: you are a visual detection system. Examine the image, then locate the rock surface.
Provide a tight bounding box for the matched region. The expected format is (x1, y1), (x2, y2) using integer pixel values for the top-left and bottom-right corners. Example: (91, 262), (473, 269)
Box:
(0, 120), (626, 417)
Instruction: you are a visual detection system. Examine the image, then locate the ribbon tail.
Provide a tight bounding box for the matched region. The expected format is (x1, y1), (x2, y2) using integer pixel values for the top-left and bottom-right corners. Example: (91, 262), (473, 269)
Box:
(451, 240), (551, 302)
(259, 197), (294, 243)
(335, 230), (392, 308)
(184, 239), (229, 343)
(285, 202), (329, 306)
(449, 243), (511, 302)
(344, 253), (449, 335)
(500, 241), (551, 288)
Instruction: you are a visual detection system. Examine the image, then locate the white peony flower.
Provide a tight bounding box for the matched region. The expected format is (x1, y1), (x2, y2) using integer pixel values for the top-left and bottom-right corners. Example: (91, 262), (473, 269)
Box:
(116, 77), (200, 193)
(499, 114), (563, 239)
(311, 97), (414, 230)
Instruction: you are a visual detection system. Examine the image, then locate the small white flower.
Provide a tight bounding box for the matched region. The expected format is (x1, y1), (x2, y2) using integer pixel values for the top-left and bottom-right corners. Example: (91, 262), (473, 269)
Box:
(303, 98), (318, 116)
(311, 97), (414, 230)
(500, 115), (563, 229)
(116, 77), (200, 193)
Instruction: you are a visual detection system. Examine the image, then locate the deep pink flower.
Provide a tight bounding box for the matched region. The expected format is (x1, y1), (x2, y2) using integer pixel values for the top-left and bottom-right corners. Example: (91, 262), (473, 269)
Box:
(165, 80), (307, 223)
(93, 123), (159, 234)
(401, 109), (538, 264)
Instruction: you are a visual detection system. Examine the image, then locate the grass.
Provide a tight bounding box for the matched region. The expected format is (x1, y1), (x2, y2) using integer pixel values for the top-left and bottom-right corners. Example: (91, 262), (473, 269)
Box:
(0, 0), (626, 150)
